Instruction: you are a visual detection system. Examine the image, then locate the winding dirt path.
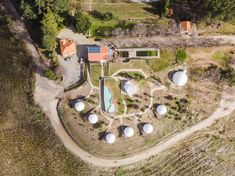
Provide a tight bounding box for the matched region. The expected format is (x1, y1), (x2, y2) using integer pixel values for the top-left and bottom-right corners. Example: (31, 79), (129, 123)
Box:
(34, 84), (235, 168)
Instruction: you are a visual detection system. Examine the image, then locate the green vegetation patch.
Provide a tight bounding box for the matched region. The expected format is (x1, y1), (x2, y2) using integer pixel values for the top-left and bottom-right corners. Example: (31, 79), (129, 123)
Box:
(146, 49), (175, 72)
(90, 64), (102, 87)
(212, 51), (231, 67)
(136, 50), (158, 57)
(176, 48), (187, 63)
(105, 79), (124, 115)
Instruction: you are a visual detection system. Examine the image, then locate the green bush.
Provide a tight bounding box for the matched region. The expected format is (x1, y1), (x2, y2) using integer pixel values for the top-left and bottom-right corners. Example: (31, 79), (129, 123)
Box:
(74, 12), (91, 34)
(90, 10), (114, 21)
(45, 70), (57, 80)
(176, 48), (187, 63)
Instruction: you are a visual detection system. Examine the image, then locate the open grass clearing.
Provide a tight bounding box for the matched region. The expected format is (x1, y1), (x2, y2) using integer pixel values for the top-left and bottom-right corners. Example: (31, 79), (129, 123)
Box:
(90, 64), (102, 87)
(146, 49), (175, 72)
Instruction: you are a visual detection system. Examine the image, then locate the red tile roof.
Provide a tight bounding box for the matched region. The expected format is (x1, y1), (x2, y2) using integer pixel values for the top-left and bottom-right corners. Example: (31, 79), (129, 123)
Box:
(88, 46), (111, 62)
(180, 21), (191, 33)
(60, 39), (76, 57)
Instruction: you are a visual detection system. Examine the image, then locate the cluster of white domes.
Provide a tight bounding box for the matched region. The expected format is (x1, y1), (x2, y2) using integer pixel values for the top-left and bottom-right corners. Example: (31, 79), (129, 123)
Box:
(74, 101), (85, 112)
(88, 113), (98, 124)
(142, 123), (153, 134)
(172, 70), (188, 87)
(123, 126), (134, 137)
(105, 133), (116, 144)
(123, 81), (138, 95)
(155, 104), (167, 116)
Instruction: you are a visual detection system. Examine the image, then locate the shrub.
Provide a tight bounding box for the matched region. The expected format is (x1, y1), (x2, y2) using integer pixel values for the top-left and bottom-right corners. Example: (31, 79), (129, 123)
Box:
(45, 70), (57, 80)
(176, 48), (187, 63)
(90, 10), (113, 21)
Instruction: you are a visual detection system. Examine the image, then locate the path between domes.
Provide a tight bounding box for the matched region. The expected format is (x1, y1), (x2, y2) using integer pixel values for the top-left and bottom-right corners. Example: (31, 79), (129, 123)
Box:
(35, 75), (235, 168)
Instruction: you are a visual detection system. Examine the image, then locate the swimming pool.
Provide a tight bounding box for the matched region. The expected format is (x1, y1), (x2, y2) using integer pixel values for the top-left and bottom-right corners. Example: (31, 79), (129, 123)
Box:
(103, 86), (116, 113)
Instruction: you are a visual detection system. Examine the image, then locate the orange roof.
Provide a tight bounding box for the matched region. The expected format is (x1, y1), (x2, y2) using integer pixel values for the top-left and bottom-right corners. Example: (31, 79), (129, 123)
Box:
(180, 21), (191, 33)
(60, 39), (76, 57)
(88, 46), (112, 62)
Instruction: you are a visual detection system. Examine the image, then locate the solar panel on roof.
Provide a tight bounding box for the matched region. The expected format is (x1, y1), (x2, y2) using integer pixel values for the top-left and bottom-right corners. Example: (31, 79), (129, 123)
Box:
(89, 46), (100, 53)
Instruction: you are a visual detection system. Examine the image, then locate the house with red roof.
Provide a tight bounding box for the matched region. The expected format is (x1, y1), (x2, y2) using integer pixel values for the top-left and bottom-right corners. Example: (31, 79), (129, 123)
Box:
(87, 46), (113, 62)
(60, 39), (76, 58)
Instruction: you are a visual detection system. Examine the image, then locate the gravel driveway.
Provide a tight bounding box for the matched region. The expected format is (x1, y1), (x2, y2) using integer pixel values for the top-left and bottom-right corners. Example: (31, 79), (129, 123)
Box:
(57, 28), (98, 88)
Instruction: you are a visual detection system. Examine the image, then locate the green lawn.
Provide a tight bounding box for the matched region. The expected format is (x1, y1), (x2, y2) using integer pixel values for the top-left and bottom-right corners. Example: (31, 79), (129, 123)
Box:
(146, 50), (175, 72)
(90, 64), (102, 87)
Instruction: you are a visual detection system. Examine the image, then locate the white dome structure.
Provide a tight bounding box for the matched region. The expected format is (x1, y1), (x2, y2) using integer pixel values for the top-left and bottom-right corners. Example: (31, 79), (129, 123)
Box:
(123, 126), (134, 137)
(172, 70), (188, 86)
(123, 81), (138, 95)
(155, 104), (167, 116)
(88, 113), (98, 124)
(142, 123), (153, 134)
(74, 101), (85, 112)
(105, 133), (116, 144)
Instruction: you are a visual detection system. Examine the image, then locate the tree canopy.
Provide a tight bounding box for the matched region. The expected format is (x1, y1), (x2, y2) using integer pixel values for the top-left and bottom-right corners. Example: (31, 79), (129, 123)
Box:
(74, 12), (91, 34)
(168, 0), (235, 22)
(41, 11), (58, 55)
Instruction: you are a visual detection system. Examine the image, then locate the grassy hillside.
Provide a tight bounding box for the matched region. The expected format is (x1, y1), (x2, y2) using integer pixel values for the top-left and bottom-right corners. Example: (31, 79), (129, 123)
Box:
(0, 5), (95, 176)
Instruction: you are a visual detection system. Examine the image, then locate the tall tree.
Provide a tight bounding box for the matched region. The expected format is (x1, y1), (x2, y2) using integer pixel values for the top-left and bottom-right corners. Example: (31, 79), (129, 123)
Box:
(20, 0), (37, 20)
(74, 12), (91, 34)
(41, 11), (58, 55)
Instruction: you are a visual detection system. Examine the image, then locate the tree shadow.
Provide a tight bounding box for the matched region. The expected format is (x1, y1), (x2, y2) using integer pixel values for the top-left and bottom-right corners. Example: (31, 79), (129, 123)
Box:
(143, 2), (166, 17)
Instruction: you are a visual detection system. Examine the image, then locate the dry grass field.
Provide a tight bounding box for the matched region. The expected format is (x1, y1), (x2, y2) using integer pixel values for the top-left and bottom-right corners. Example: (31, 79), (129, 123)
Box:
(0, 5), (96, 176)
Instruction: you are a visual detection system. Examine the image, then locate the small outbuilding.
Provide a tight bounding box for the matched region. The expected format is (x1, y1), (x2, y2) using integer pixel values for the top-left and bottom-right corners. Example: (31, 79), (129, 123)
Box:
(172, 70), (188, 87)
(155, 104), (167, 116)
(123, 81), (138, 96)
(74, 101), (85, 112)
(87, 113), (98, 124)
(179, 21), (192, 34)
(123, 126), (134, 138)
(105, 133), (116, 144)
(142, 123), (153, 134)
(60, 39), (76, 58)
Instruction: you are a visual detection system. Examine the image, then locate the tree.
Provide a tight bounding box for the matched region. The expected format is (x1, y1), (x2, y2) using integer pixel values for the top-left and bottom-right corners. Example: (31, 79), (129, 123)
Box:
(41, 11), (58, 56)
(35, 0), (72, 14)
(74, 12), (91, 34)
(169, 0), (235, 22)
(20, 0), (37, 20)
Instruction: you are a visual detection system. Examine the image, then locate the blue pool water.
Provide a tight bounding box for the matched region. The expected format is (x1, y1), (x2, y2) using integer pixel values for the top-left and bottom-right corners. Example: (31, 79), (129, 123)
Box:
(103, 86), (116, 113)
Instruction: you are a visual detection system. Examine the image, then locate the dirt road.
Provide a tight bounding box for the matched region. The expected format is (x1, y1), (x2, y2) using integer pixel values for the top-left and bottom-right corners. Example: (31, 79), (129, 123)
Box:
(34, 84), (235, 168)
